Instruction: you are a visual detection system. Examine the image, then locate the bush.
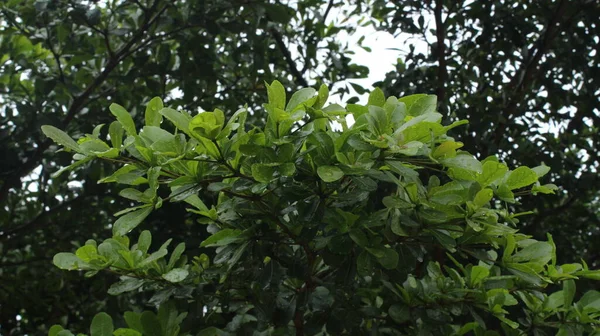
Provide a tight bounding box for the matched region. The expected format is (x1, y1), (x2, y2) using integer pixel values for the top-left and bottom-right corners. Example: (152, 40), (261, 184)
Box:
(43, 82), (600, 335)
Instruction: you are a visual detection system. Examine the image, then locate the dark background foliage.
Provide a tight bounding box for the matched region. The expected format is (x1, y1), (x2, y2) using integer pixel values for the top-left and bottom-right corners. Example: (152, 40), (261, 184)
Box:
(0, 0), (598, 334)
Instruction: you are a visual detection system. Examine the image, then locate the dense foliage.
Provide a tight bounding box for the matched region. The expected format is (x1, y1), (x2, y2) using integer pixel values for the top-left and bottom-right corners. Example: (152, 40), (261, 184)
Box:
(43, 83), (600, 335)
(369, 0), (600, 266)
(0, 0), (367, 331)
(2, 0), (599, 334)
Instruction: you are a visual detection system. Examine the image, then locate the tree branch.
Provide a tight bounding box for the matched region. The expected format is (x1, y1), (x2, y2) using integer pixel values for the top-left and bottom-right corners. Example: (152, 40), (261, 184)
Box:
(0, 196), (84, 242)
(492, 0), (580, 148)
(269, 27), (309, 87)
(0, 2), (170, 203)
(433, 0), (447, 109)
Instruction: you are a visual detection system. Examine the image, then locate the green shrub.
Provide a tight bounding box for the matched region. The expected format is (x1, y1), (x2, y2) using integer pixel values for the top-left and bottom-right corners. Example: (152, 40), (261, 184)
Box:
(43, 82), (600, 335)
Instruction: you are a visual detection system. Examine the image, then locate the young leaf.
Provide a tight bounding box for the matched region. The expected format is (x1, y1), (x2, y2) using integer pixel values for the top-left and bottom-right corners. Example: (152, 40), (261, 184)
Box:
(266, 80), (286, 109)
(286, 87), (316, 111)
(109, 104), (137, 136)
(368, 87), (386, 107)
(506, 166), (538, 190)
(473, 188), (493, 208)
(145, 97), (163, 127)
(41, 125), (81, 152)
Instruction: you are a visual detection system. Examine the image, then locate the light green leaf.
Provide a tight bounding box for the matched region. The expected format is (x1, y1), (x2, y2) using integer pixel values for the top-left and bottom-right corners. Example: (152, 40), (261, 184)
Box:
(579, 290), (600, 310)
(563, 279), (575, 307)
(441, 153), (482, 174)
(76, 245), (99, 263)
(286, 87), (316, 111)
(511, 241), (553, 265)
(313, 84), (329, 109)
(505, 166), (538, 190)
(168, 242), (186, 269)
(119, 188), (148, 202)
(90, 312), (113, 336)
(162, 268), (189, 282)
(41, 125), (80, 152)
(478, 161), (508, 187)
(137, 230), (152, 254)
(251, 163), (276, 183)
(109, 104), (137, 136)
(368, 87), (386, 107)
(473, 188), (493, 208)
(49, 325), (64, 336)
(113, 328), (142, 336)
(108, 121), (124, 149)
(145, 97), (163, 127)
(53, 252), (90, 270)
(200, 229), (242, 247)
(317, 165), (344, 182)
(159, 107), (191, 135)
(266, 80), (286, 110)
(113, 206), (153, 236)
(138, 249), (168, 268)
(470, 265), (490, 287)
(398, 94), (437, 116)
(532, 183), (558, 194)
(531, 164), (550, 178)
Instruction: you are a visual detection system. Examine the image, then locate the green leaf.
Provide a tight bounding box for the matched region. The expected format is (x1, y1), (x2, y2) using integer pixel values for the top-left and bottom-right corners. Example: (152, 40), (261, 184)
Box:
(251, 163), (276, 183)
(473, 188), (493, 208)
(266, 80), (286, 109)
(505, 166), (538, 190)
(138, 249), (168, 268)
(109, 121), (124, 149)
(368, 87), (386, 107)
(317, 165), (344, 182)
(313, 84), (329, 109)
(53, 252), (90, 270)
(109, 104), (137, 136)
(200, 229), (242, 247)
(113, 206), (153, 236)
(441, 153), (482, 175)
(286, 87), (316, 111)
(107, 278), (144, 295)
(478, 161), (508, 187)
(145, 97), (163, 127)
(137, 230), (152, 254)
(563, 279), (575, 307)
(162, 268), (189, 282)
(90, 312), (113, 336)
(159, 107), (191, 135)
(388, 304), (410, 324)
(470, 265), (490, 287)
(113, 328), (142, 336)
(41, 125), (80, 152)
(76, 245), (99, 263)
(398, 94), (437, 116)
(511, 241), (553, 265)
(377, 248), (399, 269)
(531, 164), (550, 178)
(49, 325), (64, 336)
(140, 312), (162, 336)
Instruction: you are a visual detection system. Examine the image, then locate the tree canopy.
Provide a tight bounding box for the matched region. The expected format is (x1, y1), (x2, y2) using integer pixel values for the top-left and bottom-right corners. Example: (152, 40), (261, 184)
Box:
(0, 0), (599, 335)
